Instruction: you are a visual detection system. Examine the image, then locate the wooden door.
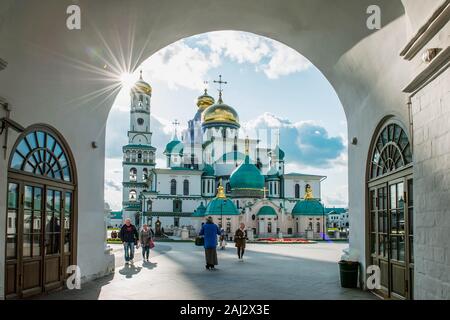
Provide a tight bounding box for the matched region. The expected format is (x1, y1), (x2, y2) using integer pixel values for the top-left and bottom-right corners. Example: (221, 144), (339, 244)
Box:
(369, 176), (413, 299)
(5, 182), (69, 298)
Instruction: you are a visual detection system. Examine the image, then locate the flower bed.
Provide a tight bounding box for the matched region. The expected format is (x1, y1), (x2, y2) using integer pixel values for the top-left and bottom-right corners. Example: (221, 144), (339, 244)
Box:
(251, 237), (315, 244)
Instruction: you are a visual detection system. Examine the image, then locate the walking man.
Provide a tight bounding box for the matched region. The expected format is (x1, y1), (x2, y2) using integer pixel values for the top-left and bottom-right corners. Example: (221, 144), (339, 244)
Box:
(119, 218), (139, 265)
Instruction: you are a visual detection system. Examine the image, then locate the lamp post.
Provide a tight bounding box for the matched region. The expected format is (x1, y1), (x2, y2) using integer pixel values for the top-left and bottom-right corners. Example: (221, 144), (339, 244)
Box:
(322, 200), (326, 241)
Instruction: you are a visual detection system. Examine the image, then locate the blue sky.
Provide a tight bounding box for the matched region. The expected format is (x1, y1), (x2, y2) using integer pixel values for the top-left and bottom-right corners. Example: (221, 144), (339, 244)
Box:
(104, 31), (348, 210)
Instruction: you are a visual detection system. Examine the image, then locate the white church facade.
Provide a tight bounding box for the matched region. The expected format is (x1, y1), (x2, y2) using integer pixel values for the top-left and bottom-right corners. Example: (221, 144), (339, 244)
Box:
(121, 75), (328, 240)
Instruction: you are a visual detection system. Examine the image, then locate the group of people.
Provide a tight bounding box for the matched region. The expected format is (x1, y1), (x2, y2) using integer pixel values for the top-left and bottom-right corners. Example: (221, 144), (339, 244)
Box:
(199, 216), (247, 270)
(118, 218), (155, 265)
(118, 216), (247, 271)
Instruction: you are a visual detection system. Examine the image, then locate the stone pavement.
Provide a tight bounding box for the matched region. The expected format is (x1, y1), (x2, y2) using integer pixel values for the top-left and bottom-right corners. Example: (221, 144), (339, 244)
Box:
(39, 242), (376, 300)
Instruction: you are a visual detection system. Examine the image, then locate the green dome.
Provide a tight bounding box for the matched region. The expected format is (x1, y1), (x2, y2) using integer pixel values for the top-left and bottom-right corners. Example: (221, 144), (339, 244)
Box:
(205, 198), (239, 216)
(193, 202), (207, 217)
(164, 139), (183, 155)
(230, 155), (264, 190)
(292, 199), (324, 216)
(257, 206), (277, 216)
(202, 164), (215, 176)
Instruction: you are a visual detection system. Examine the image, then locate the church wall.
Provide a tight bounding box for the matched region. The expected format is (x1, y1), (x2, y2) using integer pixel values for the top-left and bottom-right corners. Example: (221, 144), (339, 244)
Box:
(411, 67), (450, 300)
(283, 179), (321, 199)
(156, 172), (202, 196)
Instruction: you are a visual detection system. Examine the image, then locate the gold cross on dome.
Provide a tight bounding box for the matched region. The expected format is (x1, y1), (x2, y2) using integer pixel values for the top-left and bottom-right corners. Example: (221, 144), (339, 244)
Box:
(213, 75), (228, 102)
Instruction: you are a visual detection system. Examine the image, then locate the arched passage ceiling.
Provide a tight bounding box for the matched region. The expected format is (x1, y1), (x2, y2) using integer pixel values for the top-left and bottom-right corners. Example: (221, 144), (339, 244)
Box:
(0, 0), (410, 129)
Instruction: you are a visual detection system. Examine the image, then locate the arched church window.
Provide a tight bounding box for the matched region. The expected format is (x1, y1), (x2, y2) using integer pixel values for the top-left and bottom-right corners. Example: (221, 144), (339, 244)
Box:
(129, 168), (137, 181)
(308, 222), (313, 230)
(129, 190), (137, 202)
(10, 130), (73, 182)
(170, 179), (177, 195)
(226, 182), (231, 193)
(207, 180), (211, 194)
(183, 179), (189, 196)
(268, 222), (272, 234)
(369, 122), (412, 179)
(295, 184), (300, 198)
(137, 153), (142, 162)
(316, 222), (321, 233)
(137, 118), (144, 126)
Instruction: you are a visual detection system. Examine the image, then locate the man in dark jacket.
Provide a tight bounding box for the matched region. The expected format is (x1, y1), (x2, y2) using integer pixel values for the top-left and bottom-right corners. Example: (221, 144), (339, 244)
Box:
(119, 218), (139, 265)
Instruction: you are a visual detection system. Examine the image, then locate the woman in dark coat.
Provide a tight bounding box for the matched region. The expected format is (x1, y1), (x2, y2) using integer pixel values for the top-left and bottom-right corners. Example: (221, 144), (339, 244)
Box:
(234, 222), (247, 261)
(199, 216), (221, 270)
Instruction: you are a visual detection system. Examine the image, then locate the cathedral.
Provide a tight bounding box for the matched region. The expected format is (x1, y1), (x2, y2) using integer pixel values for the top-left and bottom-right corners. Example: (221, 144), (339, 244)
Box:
(121, 74), (328, 239)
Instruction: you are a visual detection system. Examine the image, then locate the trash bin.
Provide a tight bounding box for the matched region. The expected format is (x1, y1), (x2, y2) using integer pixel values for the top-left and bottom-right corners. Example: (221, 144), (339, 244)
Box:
(338, 260), (359, 288)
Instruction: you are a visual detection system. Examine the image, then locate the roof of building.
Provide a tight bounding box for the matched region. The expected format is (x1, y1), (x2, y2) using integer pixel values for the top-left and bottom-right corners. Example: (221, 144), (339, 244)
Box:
(292, 199), (325, 216)
(123, 144), (156, 150)
(257, 206), (277, 216)
(229, 155), (265, 190)
(202, 98), (240, 129)
(110, 211), (123, 219)
(205, 198), (239, 216)
(164, 139), (183, 155)
(325, 208), (348, 215)
(192, 202), (207, 217)
(132, 71), (152, 95)
(202, 164), (215, 176)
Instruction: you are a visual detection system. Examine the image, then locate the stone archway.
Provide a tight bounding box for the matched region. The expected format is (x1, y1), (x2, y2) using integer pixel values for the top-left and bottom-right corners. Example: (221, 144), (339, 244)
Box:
(3, 0), (440, 299)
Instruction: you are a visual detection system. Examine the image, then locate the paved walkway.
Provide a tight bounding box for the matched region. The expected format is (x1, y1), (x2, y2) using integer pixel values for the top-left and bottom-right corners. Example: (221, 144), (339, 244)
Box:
(39, 242), (375, 300)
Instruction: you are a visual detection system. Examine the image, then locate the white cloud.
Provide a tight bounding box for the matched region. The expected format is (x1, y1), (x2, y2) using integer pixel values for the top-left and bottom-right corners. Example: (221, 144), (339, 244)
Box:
(117, 31), (313, 92)
(140, 40), (221, 91)
(242, 112), (346, 168)
(197, 31), (312, 79)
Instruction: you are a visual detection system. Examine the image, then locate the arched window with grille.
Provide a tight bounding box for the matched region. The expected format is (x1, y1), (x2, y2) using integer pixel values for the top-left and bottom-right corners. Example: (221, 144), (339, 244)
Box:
(170, 179), (177, 195)
(10, 130), (73, 182)
(183, 179), (189, 196)
(369, 122), (413, 179)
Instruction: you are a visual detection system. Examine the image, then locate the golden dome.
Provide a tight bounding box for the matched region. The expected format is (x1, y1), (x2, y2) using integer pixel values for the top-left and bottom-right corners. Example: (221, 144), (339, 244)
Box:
(197, 89), (215, 111)
(132, 71), (152, 95)
(202, 99), (240, 128)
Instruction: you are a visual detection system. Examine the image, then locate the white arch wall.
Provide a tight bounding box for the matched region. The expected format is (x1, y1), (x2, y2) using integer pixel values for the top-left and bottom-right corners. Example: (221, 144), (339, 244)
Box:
(0, 0), (448, 299)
